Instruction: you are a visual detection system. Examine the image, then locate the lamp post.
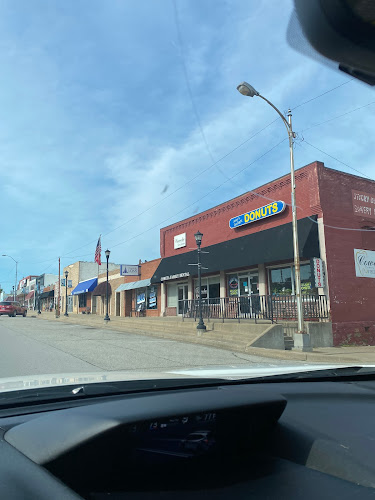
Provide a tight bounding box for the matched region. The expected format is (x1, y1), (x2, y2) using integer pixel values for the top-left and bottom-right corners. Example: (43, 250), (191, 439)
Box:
(104, 249), (110, 322)
(64, 271), (69, 316)
(22, 286), (26, 306)
(194, 231), (206, 331)
(2, 255), (17, 301)
(37, 278), (41, 314)
(236, 82), (308, 344)
(12, 286), (15, 302)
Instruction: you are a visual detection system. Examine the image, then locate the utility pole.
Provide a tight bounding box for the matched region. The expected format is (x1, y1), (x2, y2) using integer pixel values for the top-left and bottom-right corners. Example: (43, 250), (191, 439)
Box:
(57, 257), (61, 318)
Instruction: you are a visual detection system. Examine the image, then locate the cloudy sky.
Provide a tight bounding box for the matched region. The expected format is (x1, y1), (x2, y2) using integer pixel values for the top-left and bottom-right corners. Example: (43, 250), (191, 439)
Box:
(0, 0), (374, 292)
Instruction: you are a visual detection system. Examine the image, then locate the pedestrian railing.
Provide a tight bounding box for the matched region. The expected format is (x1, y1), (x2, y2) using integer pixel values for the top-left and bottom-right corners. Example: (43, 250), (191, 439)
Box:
(181, 294), (329, 323)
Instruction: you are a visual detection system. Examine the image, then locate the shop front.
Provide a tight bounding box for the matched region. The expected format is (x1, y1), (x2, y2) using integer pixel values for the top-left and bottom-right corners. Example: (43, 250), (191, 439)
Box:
(153, 215), (326, 321)
(116, 279), (160, 317)
(71, 277), (98, 314)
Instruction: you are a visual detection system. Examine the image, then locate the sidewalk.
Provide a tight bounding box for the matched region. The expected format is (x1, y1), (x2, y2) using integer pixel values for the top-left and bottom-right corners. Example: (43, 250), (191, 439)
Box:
(30, 311), (375, 365)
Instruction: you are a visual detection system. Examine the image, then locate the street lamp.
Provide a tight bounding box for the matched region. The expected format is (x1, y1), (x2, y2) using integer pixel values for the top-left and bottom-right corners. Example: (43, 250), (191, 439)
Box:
(37, 278), (41, 314)
(64, 271), (69, 317)
(194, 231), (206, 331)
(104, 249), (110, 322)
(12, 286), (15, 302)
(237, 82), (308, 346)
(2, 255), (18, 301)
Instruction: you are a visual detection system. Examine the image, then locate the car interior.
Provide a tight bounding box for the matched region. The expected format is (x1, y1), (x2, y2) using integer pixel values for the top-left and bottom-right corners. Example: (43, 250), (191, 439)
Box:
(1, 374), (375, 499)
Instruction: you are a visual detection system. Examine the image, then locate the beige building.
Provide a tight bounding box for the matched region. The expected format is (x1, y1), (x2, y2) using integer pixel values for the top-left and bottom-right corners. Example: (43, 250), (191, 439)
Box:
(60, 261), (119, 315)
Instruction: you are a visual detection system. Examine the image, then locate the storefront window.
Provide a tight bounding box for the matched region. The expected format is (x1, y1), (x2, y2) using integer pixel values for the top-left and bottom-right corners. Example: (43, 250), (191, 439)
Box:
(136, 289), (146, 309)
(270, 267), (293, 295)
(147, 286), (157, 309)
(194, 276), (220, 301)
(270, 264), (317, 295)
(79, 293), (87, 308)
(227, 272), (258, 297)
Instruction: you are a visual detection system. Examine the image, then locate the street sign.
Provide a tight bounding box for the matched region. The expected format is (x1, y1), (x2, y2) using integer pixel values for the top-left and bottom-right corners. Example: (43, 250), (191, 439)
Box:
(120, 265), (139, 276)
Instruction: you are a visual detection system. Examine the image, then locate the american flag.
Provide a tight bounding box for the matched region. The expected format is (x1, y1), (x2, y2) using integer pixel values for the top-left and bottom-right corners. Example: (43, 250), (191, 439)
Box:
(95, 236), (101, 266)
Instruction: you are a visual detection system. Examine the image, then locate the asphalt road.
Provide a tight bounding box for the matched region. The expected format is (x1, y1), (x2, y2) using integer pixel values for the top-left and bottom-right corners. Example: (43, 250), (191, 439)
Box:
(0, 316), (304, 377)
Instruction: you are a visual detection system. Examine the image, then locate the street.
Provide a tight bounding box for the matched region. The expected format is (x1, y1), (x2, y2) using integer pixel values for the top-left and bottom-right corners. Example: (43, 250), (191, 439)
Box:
(0, 316), (305, 378)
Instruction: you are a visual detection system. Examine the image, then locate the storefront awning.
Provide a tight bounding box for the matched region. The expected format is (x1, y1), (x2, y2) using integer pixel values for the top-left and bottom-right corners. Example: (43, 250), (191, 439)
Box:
(25, 291), (34, 301)
(151, 216), (320, 283)
(116, 279), (151, 293)
(92, 281), (112, 296)
(39, 290), (54, 299)
(71, 278), (98, 295)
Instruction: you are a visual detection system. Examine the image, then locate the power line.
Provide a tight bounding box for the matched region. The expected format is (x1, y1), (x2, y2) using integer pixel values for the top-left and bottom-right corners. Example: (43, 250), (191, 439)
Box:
(292, 79), (354, 110)
(302, 139), (373, 180)
(301, 100), (375, 133)
(62, 138), (287, 257)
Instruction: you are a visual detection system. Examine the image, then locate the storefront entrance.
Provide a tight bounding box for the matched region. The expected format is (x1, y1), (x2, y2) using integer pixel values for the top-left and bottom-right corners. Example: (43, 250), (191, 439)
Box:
(177, 284), (188, 315)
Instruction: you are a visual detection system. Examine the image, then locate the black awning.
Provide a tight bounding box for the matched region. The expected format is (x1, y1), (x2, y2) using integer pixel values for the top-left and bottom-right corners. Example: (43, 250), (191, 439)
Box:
(39, 290), (54, 299)
(93, 282), (112, 296)
(151, 216), (319, 283)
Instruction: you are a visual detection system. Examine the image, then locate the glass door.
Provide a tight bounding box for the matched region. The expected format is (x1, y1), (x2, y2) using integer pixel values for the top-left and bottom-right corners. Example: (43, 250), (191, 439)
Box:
(177, 284), (188, 315)
(238, 272), (259, 316)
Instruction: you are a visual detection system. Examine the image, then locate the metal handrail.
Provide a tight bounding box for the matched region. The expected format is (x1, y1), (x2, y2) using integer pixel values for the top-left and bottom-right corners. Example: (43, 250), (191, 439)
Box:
(181, 294), (329, 323)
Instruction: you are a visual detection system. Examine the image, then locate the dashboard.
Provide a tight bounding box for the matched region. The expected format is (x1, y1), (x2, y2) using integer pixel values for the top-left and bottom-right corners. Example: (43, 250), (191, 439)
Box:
(0, 379), (375, 499)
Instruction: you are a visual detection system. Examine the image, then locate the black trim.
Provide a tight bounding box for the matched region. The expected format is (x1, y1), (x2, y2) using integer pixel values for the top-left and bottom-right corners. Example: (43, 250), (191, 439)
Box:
(151, 216), (319, 283)
(39, 290), (54, 299)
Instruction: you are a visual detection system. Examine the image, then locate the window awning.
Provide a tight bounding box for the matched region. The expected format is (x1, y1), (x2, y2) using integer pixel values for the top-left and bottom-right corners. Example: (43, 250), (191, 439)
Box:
(39, 290), (54, 299)
(71, 278), (98, 295)
(92, 281), (112, 296)
(25, 291), (34, 300)
(116, 279), (151, 292)
(151, 216), (320, 283)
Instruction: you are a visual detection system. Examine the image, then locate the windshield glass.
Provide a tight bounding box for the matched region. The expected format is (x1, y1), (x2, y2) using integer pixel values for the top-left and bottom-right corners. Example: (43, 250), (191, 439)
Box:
(0, 0), (374, 392)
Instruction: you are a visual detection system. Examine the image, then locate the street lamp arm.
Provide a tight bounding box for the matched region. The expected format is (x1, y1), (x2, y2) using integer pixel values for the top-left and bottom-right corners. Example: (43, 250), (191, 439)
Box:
(2, 254), (17, 264)
(257, 94), (291, 135)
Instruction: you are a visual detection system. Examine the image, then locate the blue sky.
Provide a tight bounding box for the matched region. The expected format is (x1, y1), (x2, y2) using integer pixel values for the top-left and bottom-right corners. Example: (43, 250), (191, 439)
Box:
(0, 0), (374, 292)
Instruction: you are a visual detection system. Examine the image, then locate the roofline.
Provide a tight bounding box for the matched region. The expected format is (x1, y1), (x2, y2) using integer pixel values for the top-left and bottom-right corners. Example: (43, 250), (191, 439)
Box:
(160, 161), (321, 231)
(160, 160), (375, 232)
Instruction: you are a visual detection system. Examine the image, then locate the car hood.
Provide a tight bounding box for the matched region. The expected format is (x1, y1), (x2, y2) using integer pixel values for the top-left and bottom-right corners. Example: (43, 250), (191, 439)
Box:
(0, 363), (373, 393)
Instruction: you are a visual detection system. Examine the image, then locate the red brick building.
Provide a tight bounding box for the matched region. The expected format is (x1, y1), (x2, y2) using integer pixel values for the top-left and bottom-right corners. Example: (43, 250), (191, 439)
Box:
(152, 161), (375, 346)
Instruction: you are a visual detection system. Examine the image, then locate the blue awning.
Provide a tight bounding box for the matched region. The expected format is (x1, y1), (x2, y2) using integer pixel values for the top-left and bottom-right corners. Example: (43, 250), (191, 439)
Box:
(71, 278), (98, 295)
(116, 279), (151, 292)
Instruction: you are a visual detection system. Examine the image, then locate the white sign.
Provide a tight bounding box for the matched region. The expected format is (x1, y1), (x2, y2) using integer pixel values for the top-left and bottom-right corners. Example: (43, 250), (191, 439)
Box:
(312, 258), (324, 288)
(174, 233), (186, 249)
(354, 249), (375, 278)
(161, 272), (189, 282)
(120, 265), (139, 276)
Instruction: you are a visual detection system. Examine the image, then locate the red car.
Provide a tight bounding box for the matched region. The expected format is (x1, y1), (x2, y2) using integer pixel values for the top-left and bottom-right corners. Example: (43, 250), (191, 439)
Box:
(0, 301), (27, 317)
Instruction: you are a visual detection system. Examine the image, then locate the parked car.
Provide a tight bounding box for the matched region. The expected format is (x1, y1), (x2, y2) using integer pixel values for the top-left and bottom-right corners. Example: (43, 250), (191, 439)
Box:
(0, 301), (27, 317)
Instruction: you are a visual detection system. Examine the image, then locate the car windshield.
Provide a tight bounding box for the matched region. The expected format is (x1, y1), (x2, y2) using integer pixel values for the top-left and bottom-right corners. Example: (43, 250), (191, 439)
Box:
(0, 0), (374, 395)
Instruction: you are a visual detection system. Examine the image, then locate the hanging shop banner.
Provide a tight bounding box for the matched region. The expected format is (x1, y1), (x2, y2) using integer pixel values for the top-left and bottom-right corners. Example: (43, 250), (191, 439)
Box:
(229, 201), (286, 229)
(354, 249), (375, 278)
(310, 257), (324, 288)
(120, 265), (139, 276)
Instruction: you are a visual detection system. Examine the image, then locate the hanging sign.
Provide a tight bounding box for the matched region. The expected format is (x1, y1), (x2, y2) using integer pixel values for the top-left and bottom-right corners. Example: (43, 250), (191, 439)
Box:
(229, 201), (286, 229)
(354, 249), (375, 278)
(120, 265), (139, 276)
(311, 257), (324, 287)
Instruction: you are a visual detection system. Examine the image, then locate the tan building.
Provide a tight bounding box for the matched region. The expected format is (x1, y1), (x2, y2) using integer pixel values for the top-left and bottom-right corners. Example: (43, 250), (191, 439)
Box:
(94, 258), (161, 318)
(60, 261), (119, 315)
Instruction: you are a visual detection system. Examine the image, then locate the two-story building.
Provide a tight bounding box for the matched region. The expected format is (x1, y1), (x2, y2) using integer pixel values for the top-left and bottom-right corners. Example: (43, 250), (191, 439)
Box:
(151, 161), (375, 346)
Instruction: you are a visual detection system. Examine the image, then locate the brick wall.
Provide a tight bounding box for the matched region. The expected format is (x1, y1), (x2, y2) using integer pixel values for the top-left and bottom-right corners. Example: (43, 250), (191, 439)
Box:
(318, 165), (375, 345)
(160, 162), (322, 258)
